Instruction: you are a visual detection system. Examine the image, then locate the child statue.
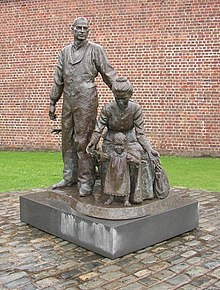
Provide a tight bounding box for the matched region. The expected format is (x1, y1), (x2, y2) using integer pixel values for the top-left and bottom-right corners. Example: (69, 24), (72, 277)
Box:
(93, 132), (145, 206)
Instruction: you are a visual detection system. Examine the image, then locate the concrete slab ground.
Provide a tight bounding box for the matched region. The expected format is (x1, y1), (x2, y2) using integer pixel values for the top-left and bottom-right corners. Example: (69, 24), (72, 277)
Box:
(0, 187), (219, 289)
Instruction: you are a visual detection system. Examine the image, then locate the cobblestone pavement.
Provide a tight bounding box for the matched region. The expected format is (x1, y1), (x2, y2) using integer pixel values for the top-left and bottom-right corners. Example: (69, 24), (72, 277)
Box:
(0, 188), (219, 290)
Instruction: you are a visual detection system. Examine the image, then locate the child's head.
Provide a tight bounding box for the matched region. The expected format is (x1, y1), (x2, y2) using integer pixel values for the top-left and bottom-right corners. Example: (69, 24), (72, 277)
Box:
(113, 133), (127, 154)
(112, 77), (133, 110)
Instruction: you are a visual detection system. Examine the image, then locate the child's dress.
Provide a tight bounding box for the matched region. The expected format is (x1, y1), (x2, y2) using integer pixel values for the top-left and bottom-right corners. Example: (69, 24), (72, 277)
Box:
(104, 151), (130, 197)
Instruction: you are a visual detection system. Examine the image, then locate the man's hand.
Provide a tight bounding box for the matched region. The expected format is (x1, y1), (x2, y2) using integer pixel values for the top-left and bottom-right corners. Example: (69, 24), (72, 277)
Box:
(49, 104), (57, 121)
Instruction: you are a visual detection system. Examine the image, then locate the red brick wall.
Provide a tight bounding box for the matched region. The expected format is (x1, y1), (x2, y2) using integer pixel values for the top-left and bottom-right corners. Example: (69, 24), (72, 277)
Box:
(0, 0), (219, 156)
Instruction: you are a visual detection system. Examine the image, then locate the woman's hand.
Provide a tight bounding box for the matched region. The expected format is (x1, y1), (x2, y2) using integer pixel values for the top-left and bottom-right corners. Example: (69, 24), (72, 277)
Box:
(151, 149), (160, 158)
(148, 149), (160, 165)
(86, 142), (96, 154)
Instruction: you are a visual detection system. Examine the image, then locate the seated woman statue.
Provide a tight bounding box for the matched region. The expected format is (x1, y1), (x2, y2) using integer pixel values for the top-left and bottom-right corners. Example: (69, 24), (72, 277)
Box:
(86, 77), (163, 204)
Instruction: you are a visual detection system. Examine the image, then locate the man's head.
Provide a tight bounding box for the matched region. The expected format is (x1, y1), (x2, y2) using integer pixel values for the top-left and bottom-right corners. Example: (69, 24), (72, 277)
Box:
(112, 77), (133, 110)
(71, 17), (90, 42)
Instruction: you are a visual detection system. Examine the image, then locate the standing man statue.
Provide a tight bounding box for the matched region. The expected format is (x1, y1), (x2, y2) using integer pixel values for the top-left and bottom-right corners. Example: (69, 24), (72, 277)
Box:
(49, 17), (118, 196)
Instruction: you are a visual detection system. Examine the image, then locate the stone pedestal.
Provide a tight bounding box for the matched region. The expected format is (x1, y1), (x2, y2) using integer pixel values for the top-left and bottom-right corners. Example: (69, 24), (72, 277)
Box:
(20, 188), (198, 259)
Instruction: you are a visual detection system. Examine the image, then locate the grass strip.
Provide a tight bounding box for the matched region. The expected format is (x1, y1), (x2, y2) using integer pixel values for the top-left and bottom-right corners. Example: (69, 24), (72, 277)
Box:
(0, 151), (219, 192)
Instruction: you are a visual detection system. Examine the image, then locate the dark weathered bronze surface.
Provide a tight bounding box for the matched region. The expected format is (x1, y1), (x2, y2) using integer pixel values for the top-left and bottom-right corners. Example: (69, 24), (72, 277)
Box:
(86, 77), (169, 206)
(49, 18), (169, 204)
(23, 184), (194, 220)
(49, 17), (118, 194)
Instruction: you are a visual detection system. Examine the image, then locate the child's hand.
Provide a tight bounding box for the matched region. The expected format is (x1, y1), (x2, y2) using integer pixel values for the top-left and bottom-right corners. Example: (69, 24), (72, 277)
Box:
(126, 155), (132, 161)
(92, 150), (100, 158)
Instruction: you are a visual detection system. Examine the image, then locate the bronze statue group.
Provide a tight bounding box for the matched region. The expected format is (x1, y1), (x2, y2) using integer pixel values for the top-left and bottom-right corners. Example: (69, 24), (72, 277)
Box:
(49, 17), (169, 206)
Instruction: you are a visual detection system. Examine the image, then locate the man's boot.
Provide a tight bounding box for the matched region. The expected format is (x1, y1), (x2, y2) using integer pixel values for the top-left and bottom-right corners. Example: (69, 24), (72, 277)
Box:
(52, 179), (73, 189)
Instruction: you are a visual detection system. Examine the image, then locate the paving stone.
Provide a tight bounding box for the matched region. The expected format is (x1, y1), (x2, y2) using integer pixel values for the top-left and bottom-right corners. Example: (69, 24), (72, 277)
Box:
(182, 234), (197, 241)
(202, 286), (219, 290)
(56, 260), (78, 271)
(0, 251), (11, 258)
(186, 256), (202, 264)
(185, 265), (208, 277)
(204, 260), (220, 270)
(0, 238), (8, 243)
(209, 267), (220, 279)
(4, 277), (32, 289)
(119, 282), (146, 290)
(0, 271), (28, 284)
(102, 280), (124, 289)
(147, 283), (172, 290)
(99, 265), (121, 273)
(35, 277), (60, 288)
(20, 284), (38, 290)
(134, 269), (151, 278)
(60, 269), (82, 279)
(0, 263), (14, 271)
(29, 263), (53, 273)
(167, 274), (191, 286)
(207, 241), (220, 248)
(82, 261), (104, 271)
(100, 270), (125, 281)
(200, 250), (218, 260)
(151, 246), (167, 253)
(80, 253), (103, 262)
(78, 277), (106, 289)
(213, 280), (220, 288)
(119, 274), (138, 284)
(181, 250), (197, 258)
(78, 271), (98, 281)
(185, 240), (201, 246)
(200, 234), (215, 241)
(148, 261), (171, 271)
(44, 287), (65, 290)
(167, 255), (185, 265)
(134, 251), (153, 260)
(178, 284), (200, 290)
(169, 262), (190, 273)
(152, 269), (174, 280)
(155, 250), (177, 259)
(191, 275), (217, 288)
(166, 240), (183, 247)
(141, 255), (159, 265)
(58, 280), (80, 288)
(65, 287), (80, 290)
(172, 245), (189, 253)
(213, 247), (220, 254)
(139, 276), (159, 287)
(122, 262), (145, 274)
(17, 263), (39, 271)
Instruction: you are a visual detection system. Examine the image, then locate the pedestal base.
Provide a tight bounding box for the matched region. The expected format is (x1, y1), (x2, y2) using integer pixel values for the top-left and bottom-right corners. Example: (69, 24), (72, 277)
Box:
(20, 190), (198, 259)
